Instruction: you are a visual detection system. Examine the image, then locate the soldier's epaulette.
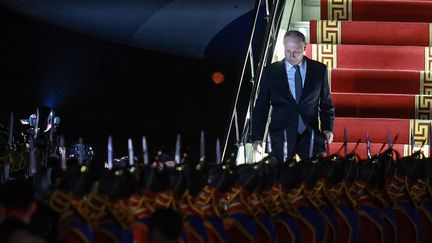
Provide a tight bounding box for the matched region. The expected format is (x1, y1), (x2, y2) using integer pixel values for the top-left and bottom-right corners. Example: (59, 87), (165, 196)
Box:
(107, 200), (137, 229)
(346, 180), (367, 207)
(385, 173), (409, 205)
(289, 183), (310, 209)
(196, 185), (223, 218)
(246, 192), (267, 217)
(127, 194), (154, 221)
(364, 187), (388, 208)
(265, 184), (286, 215)
(304, 179), (327, 211)
(155, 190), (177, 210)
(406, 178), (428, 208)
(49, 189), (72, 213)
(180, 190), (203, 218)
(322, 182), (345, 207)
(222, 185), (251, 215)
(196, 185), (216, 205)
(73, 192), (107, 227)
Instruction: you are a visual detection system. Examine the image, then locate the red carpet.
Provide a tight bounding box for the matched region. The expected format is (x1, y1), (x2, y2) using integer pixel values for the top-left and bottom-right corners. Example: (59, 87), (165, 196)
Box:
(333, 118), (431, 144)
(320, 0), (432, 22)
(310, 20), (431, 46)
(332, 93), (432, 119)
(330, 69), (430, 94)
(305, 44), (430, 71)
(303, 0), (432, 157)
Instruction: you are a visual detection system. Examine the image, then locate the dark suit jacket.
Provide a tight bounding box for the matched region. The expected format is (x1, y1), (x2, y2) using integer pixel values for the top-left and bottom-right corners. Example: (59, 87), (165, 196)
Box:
(251, 57), (335, 151)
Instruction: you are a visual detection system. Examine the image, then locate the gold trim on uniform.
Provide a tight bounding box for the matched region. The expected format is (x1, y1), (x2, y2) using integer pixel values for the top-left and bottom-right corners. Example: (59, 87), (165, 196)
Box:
(327, 0), (352, 21)
(415, 95), (432, 120)
(420, 71), (432, 95)
(317, 20), (341, 44)
(311, 44), (337, 68)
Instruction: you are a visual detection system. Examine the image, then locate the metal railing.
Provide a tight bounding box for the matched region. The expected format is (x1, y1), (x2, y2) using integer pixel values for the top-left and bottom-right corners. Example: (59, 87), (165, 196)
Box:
(221, 0), (298, 162)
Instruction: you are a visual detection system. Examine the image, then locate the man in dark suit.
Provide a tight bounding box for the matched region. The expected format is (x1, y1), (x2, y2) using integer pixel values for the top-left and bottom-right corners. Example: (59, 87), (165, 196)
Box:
(252, 30), (335, 162)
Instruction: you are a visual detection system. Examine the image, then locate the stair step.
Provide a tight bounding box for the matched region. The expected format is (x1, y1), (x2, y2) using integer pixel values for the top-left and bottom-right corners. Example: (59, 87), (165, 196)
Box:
(320, 0), (432, 22)
(309, 20), (431, 46)
(333, 117), (431, 144)
(333, 93), (432, 120)
(329, 69), (428, 95)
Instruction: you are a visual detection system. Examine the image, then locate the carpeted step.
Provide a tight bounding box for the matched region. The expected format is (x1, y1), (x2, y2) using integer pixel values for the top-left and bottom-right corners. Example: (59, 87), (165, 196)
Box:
(333, 93), (432, 119)
(333, 117), (431, 145)
(310, 20), (432, 46)
(305, 44), (431, 71)
(329, 69), (432, 95)
(320, 0), (432, 22)
(329, 142), (429, 159)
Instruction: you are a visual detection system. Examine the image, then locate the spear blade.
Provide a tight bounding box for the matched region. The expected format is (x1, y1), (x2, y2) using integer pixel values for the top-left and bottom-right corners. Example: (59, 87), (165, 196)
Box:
(283, 130), (288, 162)
(107, 136), (113, 170)
(78, 137), (84, 165)
(142, 136), (149, 165)
(344, 127), (348, 157)
(59, 136), (67, 171)
(309, 130), (315, 158)
(366, 133), (371, 159)
(128, 138), (134, 166)
(175, 134), (181, 164)
(200, 131), (205, 162)
(216, 138), (221, 164)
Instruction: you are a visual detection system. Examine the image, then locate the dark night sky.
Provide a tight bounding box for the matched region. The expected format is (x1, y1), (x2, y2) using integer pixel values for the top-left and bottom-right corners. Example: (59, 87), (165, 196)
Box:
(0, 6), (250, 161)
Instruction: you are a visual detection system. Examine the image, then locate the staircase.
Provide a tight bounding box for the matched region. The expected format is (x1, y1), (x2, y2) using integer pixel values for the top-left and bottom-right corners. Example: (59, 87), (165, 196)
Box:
(288, 0), (432, 158)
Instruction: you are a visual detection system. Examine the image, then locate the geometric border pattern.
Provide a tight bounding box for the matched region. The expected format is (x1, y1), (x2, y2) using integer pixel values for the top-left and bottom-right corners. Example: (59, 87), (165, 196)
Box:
(311, 44), (338, 68)
(415, 95), (432, 120)
(327, 0), (352, 21)
(420, 71), (432, 95)
(317, 20), (341, 44)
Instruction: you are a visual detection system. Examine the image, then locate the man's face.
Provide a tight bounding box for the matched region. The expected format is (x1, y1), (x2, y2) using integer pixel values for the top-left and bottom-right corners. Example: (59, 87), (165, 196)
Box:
(283, 36), (305, 65)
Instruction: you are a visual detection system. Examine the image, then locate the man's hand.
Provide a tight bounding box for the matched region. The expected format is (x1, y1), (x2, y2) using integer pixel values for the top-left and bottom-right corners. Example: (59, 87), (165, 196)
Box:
(323, 130), (333, 144)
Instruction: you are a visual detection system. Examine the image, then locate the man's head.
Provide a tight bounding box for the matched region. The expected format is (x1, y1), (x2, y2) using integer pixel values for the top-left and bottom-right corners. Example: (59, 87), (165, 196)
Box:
(283, 30), (306, 65)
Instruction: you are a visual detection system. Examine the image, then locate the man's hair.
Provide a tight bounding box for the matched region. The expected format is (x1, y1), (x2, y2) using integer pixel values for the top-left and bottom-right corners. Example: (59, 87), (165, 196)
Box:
(284, 30), (306, 44)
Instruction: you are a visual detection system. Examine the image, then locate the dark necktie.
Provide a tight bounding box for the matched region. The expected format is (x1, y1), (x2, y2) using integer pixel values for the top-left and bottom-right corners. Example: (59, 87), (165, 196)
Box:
(294, 65), (306, 134)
